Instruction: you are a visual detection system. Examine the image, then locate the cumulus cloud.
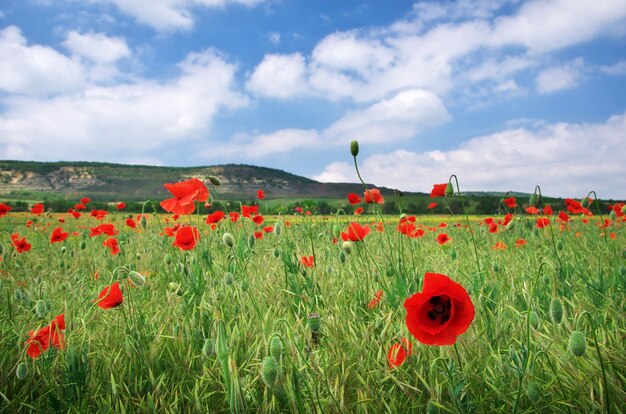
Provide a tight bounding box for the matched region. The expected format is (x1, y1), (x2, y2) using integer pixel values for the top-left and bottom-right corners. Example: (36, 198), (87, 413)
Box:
(246, 53), (308, 98)
(201, 128), (321, 158)
(535, 59), (585, 94)
(314, 112), (626, 198)
(63, 31), (130, 63)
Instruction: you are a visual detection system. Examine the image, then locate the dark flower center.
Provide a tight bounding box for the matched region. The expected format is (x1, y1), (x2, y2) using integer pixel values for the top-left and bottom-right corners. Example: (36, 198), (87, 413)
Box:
(427, 295), (452, 324)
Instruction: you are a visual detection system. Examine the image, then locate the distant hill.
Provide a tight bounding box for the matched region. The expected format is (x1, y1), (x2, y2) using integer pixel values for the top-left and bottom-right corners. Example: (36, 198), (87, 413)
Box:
(0, 160), (419, 202)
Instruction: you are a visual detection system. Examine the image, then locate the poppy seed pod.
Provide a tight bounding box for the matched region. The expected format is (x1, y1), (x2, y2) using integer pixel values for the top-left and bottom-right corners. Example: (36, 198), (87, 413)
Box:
(16, 362), (28, 380)
(207, 175), (221, 186)
(526, 381), (541, 403)
(450, 248), (458, 260)
(492, 262), (500, 272)
(568, 330), (587, 356)
(128, 271), (145, 287)
(445, 182), (454, 198)
(35, 299), (47, 318)
(222, 233), (235, 248)
(274, 221), (283, 236)
(581, 197), (590, 208)
(550, 298), (563, 324)
(342, 241), (352, 254)
(307, 312), (321, 333)
(273, 247), (280, 258)
(164, 253), (172, 265)
(339, 251), (347, 264)
(60, 246), (67, 255)
(269, 335), (285, 361)
(350, 140), (359, 157)
(79, 240), (87, 250)
(140, 215), (147, 230)
(529, 310), (540, 328)
(261, 356), (279, 388)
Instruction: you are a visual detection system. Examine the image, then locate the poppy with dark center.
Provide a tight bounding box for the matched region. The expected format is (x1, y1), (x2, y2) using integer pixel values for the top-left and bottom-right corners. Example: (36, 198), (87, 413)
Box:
(90, 210), (108, 220)
(26, 314), (66, 358)
(160, 178), (209, 215)
(430, 183), (448, 198)
(340, 222), (370, 242)
(11, 233), (32, 253)
(436, 233), (450, 245)
(102, 237), (121, 255)
(300, 255), (315, 268)
(252, 215), (265, 226)
(71, 211), (81, 219)
(205, 211), (225, 224)
(257, 189), (266, 199)
(364, 188), (384, 204)
(30, 203), (44, 215)
(387, 338), (413, 368)
(50, 227), (69, 244)
(503, 197), (517, 208)
(347, 193), (362, 205)
(173, 226), (199, 251)
(95, 282), (123, 309)
(0, 203), (12, 217)
(404, 273), (475, 346)
(116, 202), (126, 210)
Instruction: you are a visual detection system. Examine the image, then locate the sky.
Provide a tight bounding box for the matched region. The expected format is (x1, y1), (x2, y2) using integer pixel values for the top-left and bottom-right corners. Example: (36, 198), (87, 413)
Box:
(0, 0), (625, 198)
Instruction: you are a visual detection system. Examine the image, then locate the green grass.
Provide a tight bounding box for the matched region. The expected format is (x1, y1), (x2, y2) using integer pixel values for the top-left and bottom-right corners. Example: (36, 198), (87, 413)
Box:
(0, 203), (624, 413)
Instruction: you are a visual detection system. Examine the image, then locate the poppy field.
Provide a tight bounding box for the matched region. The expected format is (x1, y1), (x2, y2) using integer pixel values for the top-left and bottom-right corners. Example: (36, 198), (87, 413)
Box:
(0, 143), (625, 413)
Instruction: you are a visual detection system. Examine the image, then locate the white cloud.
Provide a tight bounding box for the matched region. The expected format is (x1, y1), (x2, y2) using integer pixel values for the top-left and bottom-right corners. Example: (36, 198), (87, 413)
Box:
(536, 60), (585, 94)
(268, 31), (281, 45)
(314, 112), (626, 198)
(246, 53), (308, 99)
(0, 26), (85, 96)
(0, 48), (248, 162)
(63, 31), (130, 63)
(598, 59), (626, 75)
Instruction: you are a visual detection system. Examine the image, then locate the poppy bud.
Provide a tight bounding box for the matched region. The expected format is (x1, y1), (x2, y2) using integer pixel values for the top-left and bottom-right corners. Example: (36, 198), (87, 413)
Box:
(274, 221), (283, 236)
(307, 312), (321, 333)
(79, 240), (86, 250)
(526, 381), (541, 403)
(326, 265), (333, 274)
(207, 175), (221, 186)
(609, 209), (616, 221)
(339, 251), (347, 263)
(273, 247), (280, 258)
(247, 233), (256, 249)
(568, 330), (586, 356)
(529, 310), (540, 328)
(350, 140), (359, 157)
(222, 233), (235, 248)
(556, 241), (563, 251)
(60, 246), (67, 255)
(550, 298), (563, 324)
(426, 400), (439, 414)
(261, 356), (279, 388)
(581, 197), (590, 208)
(450, 248), (457, 260)
(224, 272), (234, 285)
(128, 271), (145, 287)
(202, 338), (214, 357)
(492, 261), (500, 272)
(342, 241), (352, 254)
(506, 220), (516, 230)
(445, 182), (454, 198)
(16, 362), (28, 380)
(15, 288), (24, 301)
(35, 299), (47, 318)
(332, 224), (341, 238)
(140, 215), (147, 230)
(164, 254), (172, 265)
(269, 335), (284, 361)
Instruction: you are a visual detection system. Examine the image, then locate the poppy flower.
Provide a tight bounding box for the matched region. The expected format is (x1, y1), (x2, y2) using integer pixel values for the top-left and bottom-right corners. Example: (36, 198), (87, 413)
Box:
(347, 193), (362, 205)
(30, 203), (44, 215)
(160, 178), (209, 215)
(301, 255), (315, 268)
(558, 211), (570, 222)
(72, 211), (82, 219)
(26, 220), (33, 228)
(95, 281), (123, 309)
(543, 205), (553, 216)
(230, 211), (240, 222)
(11, 233), (32, 253)
(163, 224), (180, 237)
(74, 203), (86, 211)
(257, 189), (266, 199)
(387, 338), (413, 368)
(340, 222), (370, 242)
(252, 215), (265, 226)
(206, 211), (225, 224)
(375, 222), (384, 232)
(492, 241), (506, 250)
(525, 206), (539, 215)
(354, 207), (364, 216)
(368, 290), (384, 309)
(126, 218), (137, 228)
(81, 197), (90, 204)
(295, 207), (303, 214)
(515, 239), (526, 248)
(25, 314), (66, 358)
(0, 203), (13, 217)
(102, 237), (121, 255)
(90, 224), (118, 237)
(253, 231), (263, 239)
(427, 202), (437, 209)
(241, 205), (259, 218)
(404, 272), (475, 346)
(536, 218), (550, 229)
(436, 233), (450, 245)
(116, 202), (126, 210)
(364, 189), (384, 204)
(503, 197), (517, 208)
(173, 226), (199, 251)
(50, 227), (69, 244)
(430, 184), (448, 198)
(263, 225), (274, 233)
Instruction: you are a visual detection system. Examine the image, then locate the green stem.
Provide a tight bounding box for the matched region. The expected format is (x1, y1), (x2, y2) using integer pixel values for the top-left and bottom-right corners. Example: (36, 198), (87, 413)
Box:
(577, 311), (611, 414)
(450, 175), (481, 275)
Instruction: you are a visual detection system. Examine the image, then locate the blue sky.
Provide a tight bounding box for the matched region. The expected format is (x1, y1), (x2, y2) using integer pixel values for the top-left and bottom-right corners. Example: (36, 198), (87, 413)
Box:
(1, 0), (625, 198)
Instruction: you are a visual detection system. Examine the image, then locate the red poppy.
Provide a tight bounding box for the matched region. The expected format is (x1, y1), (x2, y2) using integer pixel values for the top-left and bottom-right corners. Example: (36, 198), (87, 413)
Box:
(294, 207), (303, 214)
(427, 202), (437, 209)
(515, 239), (526, 248)
(263, 225), (274, 233)
(368, 290), (384, 309)
(26, 220), (33, 228)
(74, 203), (86, 211)
(558, 211), (570, 222)
(354, 207), (364, 216)
(81, 197), (90, 204)
(241, 205), (259, 218)
(95, 281), (123, 309)
(90, 209), (108, 220)
(126, 218), (137, 228)
(503, 197), (517, 208)
(72, 211), (81, 219)
(229, 211), (240, 222)
(503, 213), (513, 226)
(536, 218), (550, 229)
(206, 211), (226, 224)
(30, 203), (44, 215)
(525, 206), (539, 215)
(163, 224), (180, 237)
(375, 222), (384, 232)
(173, 226), (199, 251)
(90, 224), (118, 237)
(340, 222), (370, 242)
(436, 233), (450, 245)
(11, 233), (32, 253)
(25, 314), (66, 358)
(347, 193), (362, 205)
(257, 189), (266, 199)
(364, 188), (384, 204)
(0, 203), (13, 217)
(50, 227), (69, 244)
(492, 241), (506, 250)
(102, 237), (121, 255)
(543, 205), (553, 216)
(116, 202), (126, 210)
(404, 272), (474, 346)
(254, 231), (263, 239)
(160, 178), (209, 215)
(300, 255), (315, 268)
(387, 338), (413, 368)
(430, 183), (447, 198)
(252, 215), (265, 226)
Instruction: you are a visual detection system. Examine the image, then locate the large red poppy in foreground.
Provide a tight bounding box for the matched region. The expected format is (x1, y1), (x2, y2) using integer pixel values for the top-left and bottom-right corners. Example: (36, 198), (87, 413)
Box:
(95, 281), (123, 309)
(160, 178), (209, 215)
(404, 273), (474, 346)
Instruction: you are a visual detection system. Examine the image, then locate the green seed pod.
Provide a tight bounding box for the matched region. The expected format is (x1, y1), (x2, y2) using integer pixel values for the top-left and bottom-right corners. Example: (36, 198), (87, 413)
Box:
(140, 215), (147, 230)
(261, 356), (279, 388)
(16, 362), (28, 380)
(550, 298), (563, 324)
(526, 381), (541, 403)
(326, 265), (333, 275)
(556, 241), (563, 251)
(224, 272), (234, 285)
(202, 338), (214, 357)
(350, 140), (359, 157)
(581, 197), (590, 208)
(222, 233), (235, 248)
(207, 175), (221, 186)
(529, 193), (538, 207)
(492, 262), (500, 272)
(450, 248), (458, 260)
(426, 399), (439, 414)
(35, 300), (47, 318)
(269, 335), (284, 361)
(339, 251), (347, 263)
(177, 262), (185, 274)
(274, 221), (283, 236)
(241, 278), (250, 292)
(529, 310), (540, 329)
(15, 288), (24, 301)
(272, 247), (280, 259)
(307, 312), (321, 333)
(60, 246), (67, 255)
(128, 271), (145, 287)
(568, 330), (587, 356)
(79, 240), (86, 250)
(247, 233), (256, 249)
(342, 241), (352, 254)
(164, 253), (172, 265)
(445, 182), (454, 198)
(136, 253), (141, 260)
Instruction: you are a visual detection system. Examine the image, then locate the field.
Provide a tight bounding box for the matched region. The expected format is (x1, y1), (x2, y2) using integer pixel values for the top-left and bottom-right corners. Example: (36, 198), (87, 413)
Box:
(0, 188), (625, 413)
